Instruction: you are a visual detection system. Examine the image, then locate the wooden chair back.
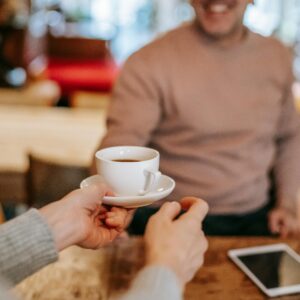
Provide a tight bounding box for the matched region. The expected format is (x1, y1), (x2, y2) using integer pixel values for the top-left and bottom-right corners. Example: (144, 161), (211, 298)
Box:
(26, 153), (89, 208)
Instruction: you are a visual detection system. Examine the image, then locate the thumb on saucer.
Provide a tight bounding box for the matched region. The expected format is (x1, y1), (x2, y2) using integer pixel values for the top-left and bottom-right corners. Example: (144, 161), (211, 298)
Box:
(78, 182), (110, 207)
(80, 175), (115, 197)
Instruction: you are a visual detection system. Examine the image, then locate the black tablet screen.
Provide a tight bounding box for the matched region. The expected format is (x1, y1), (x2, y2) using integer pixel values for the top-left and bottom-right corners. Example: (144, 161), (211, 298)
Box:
(238, 251), (300, 289)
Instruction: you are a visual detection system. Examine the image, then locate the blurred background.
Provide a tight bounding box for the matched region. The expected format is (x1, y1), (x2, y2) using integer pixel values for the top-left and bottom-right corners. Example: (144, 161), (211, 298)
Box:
(1, 0), (300, 99)
(1, 0), (300, 221)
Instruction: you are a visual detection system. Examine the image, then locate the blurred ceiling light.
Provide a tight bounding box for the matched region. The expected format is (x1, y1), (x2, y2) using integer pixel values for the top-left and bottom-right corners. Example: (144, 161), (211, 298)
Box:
(5, 68), (26, 88)
(46, 11), (64, 27)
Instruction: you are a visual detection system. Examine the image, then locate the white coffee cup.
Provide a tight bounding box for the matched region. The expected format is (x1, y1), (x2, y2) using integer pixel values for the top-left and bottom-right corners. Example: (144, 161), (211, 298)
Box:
(95, 146), (161, 196)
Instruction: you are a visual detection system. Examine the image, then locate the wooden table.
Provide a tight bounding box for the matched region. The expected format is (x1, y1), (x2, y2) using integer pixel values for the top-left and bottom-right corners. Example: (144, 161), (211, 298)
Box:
(0, 80), (60, 107)
(0, 105), (106, 203)
(15, 237), (300, 300)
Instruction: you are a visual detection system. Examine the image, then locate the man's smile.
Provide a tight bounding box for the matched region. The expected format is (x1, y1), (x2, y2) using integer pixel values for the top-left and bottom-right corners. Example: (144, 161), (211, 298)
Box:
(199, 0), (237, 15)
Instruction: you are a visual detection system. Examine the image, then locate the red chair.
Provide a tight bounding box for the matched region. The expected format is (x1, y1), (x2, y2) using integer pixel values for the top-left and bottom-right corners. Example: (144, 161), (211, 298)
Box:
(46, 36), (119, 105)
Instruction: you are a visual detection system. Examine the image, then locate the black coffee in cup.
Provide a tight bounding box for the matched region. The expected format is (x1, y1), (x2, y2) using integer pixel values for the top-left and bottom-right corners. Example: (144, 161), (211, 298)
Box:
(112, 159), (141, 163)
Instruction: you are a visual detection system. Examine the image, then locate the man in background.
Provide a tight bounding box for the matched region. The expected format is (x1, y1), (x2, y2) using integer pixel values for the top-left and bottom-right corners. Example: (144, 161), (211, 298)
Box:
(98, 0), (300, 236)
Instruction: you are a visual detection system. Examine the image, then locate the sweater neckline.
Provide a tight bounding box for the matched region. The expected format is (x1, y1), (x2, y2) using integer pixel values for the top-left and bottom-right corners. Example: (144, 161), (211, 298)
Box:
(189, 21), (252, 52)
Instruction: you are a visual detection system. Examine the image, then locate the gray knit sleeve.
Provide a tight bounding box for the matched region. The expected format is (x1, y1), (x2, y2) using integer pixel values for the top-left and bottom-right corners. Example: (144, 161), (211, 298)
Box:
(0, 209), (58, 285)
(0, 276), (18, 300)
(115, 265), (182, 300)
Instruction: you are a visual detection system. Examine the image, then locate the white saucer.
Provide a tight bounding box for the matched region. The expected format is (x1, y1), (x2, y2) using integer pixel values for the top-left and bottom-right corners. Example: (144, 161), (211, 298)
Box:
(80, 174), (175, 208)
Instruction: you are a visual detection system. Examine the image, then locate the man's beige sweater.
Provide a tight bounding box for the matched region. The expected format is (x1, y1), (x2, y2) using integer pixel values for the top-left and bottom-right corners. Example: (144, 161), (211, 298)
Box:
(101, 22), (300, 215)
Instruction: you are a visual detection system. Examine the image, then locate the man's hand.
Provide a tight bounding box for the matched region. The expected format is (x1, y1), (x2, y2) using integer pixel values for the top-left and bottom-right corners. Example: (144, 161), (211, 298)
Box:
(40, 183), (133, 251)
(144, 197), (208, 290)
(268, 206), (300, 238)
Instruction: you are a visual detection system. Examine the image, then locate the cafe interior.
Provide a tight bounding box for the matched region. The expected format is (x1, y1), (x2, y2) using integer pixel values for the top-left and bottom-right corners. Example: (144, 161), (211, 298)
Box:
(1, 0), (300, 299)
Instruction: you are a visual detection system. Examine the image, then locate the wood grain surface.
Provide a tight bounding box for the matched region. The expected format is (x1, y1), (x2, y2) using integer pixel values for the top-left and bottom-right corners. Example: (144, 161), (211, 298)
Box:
(107, 237), (300, 300)
(0, 105), (106, 172)
(15, 237), (300, 300)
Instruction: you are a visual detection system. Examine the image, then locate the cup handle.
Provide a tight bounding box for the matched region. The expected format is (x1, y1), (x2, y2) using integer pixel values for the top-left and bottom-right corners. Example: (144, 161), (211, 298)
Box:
(139, 170), (161, 195)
